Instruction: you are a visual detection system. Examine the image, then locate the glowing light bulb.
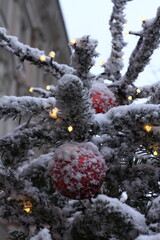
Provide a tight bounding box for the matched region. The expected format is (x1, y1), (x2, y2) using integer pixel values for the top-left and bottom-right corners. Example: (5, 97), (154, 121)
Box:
(49, 108), (59, 119)
(46, 85), (51, 91)
(121, 55), (125, 60)
(144, 124), (152, 132)
(48, 51), (56, 58)
(136, 88), (141, 93)
(23, 201), (32, 213)
(29, 87), (34, 93)
(67, 125), (73, 132)
(70, 38), (76, 46)
(153, 150), (158, 156)
(40, 55), (46, 62)
(141, 17), (147, 22)
(128, 96), (133, 101)
(100, 61), (105, 66)
(125, 30), (130, 35)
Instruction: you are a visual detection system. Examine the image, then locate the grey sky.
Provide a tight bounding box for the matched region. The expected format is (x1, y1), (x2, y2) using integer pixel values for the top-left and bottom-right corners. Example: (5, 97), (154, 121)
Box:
(59, 0), (160, 86)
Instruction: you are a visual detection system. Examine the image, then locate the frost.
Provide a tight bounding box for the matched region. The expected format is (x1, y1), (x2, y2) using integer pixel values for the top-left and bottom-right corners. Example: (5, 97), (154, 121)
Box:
(135, 233), (160, 240)
(30, 228), (52, 240)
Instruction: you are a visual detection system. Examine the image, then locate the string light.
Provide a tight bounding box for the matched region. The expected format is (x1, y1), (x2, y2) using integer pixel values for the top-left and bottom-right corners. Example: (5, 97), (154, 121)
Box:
(141, 17), (147, 22)
(125, 30), (130, 35)
(144, 124), (152, 132)
(128, 96), (133, 101)
(49, 108), (59, 119)
(121, 56), (125, 60)
(67, 125), (73, 132)
(29, 87), (34, 93)
(153, 150), (158, 156)
(136, 88), (141, 93)
(70, 38), (76, 46)
(100, 61), (105, 66)
(48, 51), (56, 58)
(46, 85), (51, 91)
(23, 201), (32, 213)
(39, 55), (46, 62)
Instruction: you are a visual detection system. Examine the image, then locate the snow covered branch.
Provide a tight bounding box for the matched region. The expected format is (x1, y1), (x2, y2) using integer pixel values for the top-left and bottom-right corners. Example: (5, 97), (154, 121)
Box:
(121, 7), (160, 86)
(70, 36), (98, 85)
(0, 96), (56, 120)
(102, 0), (127, 81)
(0, 28), (74, 79)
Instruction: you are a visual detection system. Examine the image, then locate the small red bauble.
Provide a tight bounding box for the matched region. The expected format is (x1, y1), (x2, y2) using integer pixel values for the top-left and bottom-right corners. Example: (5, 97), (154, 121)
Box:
(49, 142), (106, 200)
(90, 83), (117, 113)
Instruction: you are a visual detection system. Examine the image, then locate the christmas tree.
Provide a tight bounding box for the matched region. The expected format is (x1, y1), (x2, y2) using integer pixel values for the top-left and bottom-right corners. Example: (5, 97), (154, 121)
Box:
(0, 0), (160, 239)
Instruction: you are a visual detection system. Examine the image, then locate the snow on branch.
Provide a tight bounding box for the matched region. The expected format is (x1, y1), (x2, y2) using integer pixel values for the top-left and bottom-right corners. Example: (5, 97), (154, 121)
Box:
(102, 0), (127, 81)
(0, 123), (59, 164)
(0, 96), (56, 120)
(94, 104), (160, 157)
(0, 28), (74, 79)
(120, 7), (160, 86)
(70, 36), (99, 83)
(30, 228), (52, 240)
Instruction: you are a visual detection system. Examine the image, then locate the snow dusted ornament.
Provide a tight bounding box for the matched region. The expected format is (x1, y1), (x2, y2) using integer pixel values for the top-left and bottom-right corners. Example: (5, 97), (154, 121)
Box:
(90, 83), (117, 113)
(49, 142), (106, 200)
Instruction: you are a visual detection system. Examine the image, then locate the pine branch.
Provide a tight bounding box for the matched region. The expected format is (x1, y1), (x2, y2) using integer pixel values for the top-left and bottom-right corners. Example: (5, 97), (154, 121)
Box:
(0, 28), (74, 79)
(102, 0), (127, 81)
(120, 7), (160, 86)
(70, 36), (98, 84)
(0, 96), (56, 120)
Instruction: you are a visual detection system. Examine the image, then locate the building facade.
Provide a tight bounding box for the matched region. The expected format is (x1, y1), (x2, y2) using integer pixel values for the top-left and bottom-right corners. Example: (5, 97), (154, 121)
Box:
(0, 0), (70, 135)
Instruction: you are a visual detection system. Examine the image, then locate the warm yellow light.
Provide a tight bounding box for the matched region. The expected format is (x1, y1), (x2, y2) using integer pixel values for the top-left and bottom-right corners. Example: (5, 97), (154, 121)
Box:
(23, 201), (32, 213)
(70, 38), (77, 46)
(141, 17), (147, 22)
(153, 150), (158, 156)
(144, 124), (152, 132)
(136, 88), (141, 93)
(121, 55), (125, 60)
(125, 30), (130, 35)
(46, 85), (51, 91)
(128, 96), (133, 101)
(100, 61), (105, 66)
(49, 108), (59, 119)
(67, 125), (73, 132)
(29, 87), (34, 93)
(40, 55), (46, 62)
(48, 51), (56, 58)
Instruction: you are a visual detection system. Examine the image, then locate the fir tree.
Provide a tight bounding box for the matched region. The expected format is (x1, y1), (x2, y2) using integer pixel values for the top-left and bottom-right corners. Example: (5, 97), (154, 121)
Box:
(0, 1), (160, 239)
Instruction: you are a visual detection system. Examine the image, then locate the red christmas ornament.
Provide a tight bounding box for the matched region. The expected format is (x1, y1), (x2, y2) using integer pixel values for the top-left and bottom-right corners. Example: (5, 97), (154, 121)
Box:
(49, 142), (106, 200)
(90, 83), (117, 113)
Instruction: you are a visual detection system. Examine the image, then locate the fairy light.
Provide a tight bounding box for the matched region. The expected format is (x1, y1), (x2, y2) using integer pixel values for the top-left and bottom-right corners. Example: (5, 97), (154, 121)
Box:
(128, 96), (133, 101)
(70, 38), (76, 46)
(67, 125), (73, 132)
(29, 87), (34, 93)
(23, 201), (32, 213)
(144, 124), (152, 132)
(153, 150), (158, 156)
(46, 85), (51, 91)
(100, 61), (105, 66)
(136, 88), (141, 93)
(141, 17), (147, 22)
(121, 55), (125, 60)
(40, 55), (46, 62)
(49, 108), (59, 119)
(48, 51), (56, 58)
(125, 30), (130, 35)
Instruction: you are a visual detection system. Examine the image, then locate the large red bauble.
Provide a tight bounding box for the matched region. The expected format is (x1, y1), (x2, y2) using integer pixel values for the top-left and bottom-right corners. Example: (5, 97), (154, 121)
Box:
(49, 142), (106, 200)
(90, 83), (117, 113)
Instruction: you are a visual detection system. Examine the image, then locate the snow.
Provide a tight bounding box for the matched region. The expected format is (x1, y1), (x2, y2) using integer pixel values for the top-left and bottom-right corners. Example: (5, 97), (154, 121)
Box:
(93, 194), (148, 234)
(135, 233), (160, 240)
(30, 228), (52, 240)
